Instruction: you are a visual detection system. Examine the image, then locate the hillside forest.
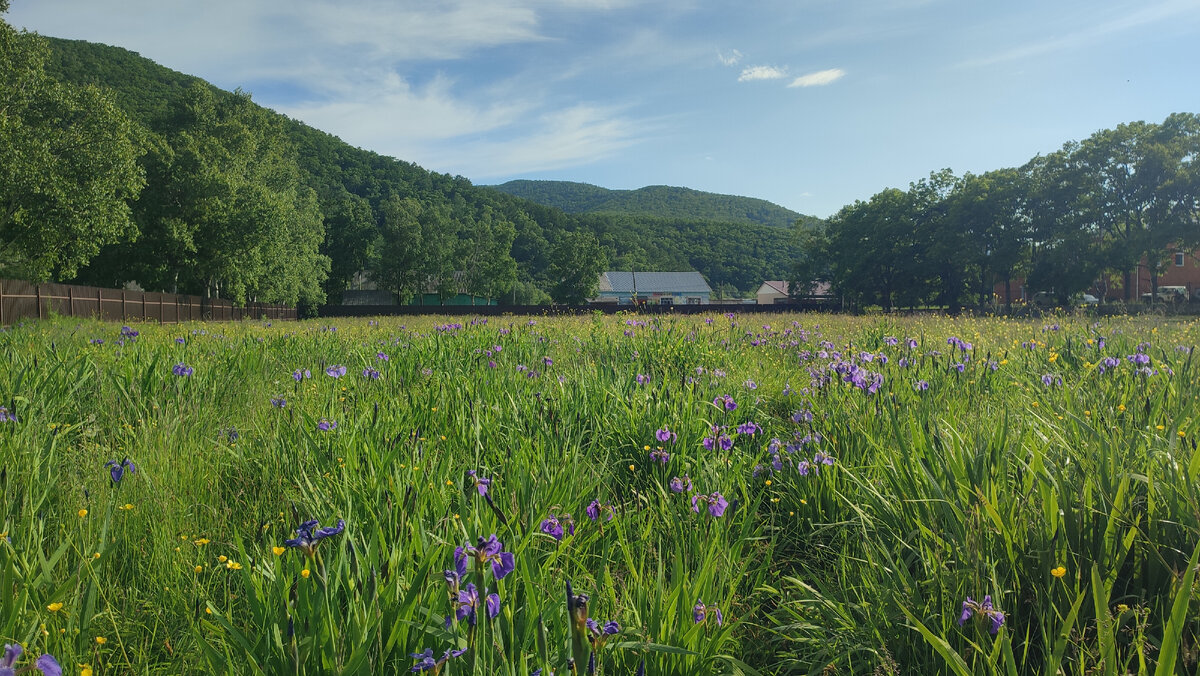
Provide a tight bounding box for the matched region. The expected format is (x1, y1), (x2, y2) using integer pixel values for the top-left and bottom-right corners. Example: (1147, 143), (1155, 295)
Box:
(0, 12), (811, 310)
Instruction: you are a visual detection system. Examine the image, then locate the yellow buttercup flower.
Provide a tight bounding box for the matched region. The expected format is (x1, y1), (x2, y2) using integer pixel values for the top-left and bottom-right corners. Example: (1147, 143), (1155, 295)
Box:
(273, 546), (286, 556)
(194, 538), (210, 546)
(194, 565), (203, 573)
(81, 666), (94, 676)
(1051, 566), (1066, 578)
(217, 555), (228, 563)
(226, 561), (242, 570)
(95, 636), (106, 645)
(77, 509), (88, 518)
(301, 568), (311, 578)
(47, 602), (64, 612)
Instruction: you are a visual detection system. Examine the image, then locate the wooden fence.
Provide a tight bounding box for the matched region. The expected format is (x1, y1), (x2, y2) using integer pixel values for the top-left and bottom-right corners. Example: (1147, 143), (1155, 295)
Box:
(0, 279), (296, 325)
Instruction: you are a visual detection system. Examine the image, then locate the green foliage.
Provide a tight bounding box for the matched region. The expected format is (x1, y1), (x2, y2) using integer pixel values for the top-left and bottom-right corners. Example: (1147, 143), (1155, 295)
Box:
(815, 115), (1200, 309)
(490, 180), (807, 229)
(0, 22), (144, 281)
(3, 314), (1200, 674)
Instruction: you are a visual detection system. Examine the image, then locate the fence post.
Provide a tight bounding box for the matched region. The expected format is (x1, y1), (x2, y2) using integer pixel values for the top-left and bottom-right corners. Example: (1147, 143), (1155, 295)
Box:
(0, 280), (4, 326)
(36, 284), (42, 319)
(121, 291), (126, 321)
(142, 292), (147, 321)
(67, 286), (74, 318)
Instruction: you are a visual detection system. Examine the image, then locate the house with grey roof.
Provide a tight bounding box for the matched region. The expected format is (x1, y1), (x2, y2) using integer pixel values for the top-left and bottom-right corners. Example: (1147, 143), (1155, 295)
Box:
(593, 271), (712, 305)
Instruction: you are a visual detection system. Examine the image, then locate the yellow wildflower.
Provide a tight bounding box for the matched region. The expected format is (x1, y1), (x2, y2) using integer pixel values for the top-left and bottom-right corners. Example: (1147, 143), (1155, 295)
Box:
(1051, 566), (1066, 578)
(273, 546), (286, 556)
(47, 602), (64, 612)
(301, 569), (311, 578)
(77, 509), (88, 518)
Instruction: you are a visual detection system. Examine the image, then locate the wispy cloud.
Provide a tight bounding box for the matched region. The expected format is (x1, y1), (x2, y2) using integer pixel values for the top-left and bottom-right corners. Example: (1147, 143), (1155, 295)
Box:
(958, 0), (1200, 68)
(738, 65), (788, 81)
(717, 48), (743, 66)
(432, 105), (648, 178)
(787, 68), (845, 87)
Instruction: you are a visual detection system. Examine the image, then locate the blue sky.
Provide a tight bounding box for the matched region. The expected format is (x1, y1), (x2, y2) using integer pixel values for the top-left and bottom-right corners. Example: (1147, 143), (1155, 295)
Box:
(9, 0), (1200, 218)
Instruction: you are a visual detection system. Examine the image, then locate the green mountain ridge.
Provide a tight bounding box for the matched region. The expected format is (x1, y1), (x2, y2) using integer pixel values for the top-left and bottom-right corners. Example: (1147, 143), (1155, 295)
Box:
(32, 34), (809, 302)
(489, 179), (807, 229)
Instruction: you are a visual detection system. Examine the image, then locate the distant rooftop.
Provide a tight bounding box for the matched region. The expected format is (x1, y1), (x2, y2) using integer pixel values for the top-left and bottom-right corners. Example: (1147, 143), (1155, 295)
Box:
(598, 271), (712, 294)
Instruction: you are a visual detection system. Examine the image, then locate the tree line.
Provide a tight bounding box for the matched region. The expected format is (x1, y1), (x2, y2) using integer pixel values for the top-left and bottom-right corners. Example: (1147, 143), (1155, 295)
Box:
(794, 114), (1200, 310)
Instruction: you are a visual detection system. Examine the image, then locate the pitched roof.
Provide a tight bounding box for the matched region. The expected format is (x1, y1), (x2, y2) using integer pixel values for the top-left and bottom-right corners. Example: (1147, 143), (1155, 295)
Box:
(598, 271), (712, 294)
(758, 280), (834, 296)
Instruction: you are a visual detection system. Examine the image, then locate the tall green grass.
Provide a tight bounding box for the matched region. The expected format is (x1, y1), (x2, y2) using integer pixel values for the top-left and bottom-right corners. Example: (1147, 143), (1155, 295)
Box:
(0, 313), (1197, 674)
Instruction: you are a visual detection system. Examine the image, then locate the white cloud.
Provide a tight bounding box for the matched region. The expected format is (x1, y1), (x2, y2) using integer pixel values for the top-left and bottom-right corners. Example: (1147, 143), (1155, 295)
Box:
(738, 65), (788, 82)
(717, 49), (743, 66)
(428, 105), (647, 178)
(957, 0), (1200, 68)
(787, 68), (845, 87)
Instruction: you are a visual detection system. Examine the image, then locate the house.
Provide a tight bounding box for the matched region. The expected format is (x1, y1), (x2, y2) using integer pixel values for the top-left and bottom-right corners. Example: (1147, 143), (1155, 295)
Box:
(593, 271), (711, 305)
(341, 271), (498, 306)
(755, 280), (833, 305)
(993, 248), (1200, 304)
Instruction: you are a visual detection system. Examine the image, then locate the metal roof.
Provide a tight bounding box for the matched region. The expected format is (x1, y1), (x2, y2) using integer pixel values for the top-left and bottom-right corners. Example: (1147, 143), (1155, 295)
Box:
(598, 271), (712, 294)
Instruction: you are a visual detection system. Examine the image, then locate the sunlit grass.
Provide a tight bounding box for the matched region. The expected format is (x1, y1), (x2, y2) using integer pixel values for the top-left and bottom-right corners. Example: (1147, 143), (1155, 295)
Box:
(1, 312), (1197, 675)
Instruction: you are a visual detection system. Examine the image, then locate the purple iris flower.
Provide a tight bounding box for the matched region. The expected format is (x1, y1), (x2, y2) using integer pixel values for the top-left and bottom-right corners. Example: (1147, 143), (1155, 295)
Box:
(543, 356), (554, 366)
(814, 452), (835, 466)
(316, 419), (337, 432)
(743, 380), (757, 390)
(361, 368), (380, 380)
(713, 394), (737, 411)
(376, 352), (389, 361)
(915, 380), (929, 391)
(655, 427), (677, 444)
(635, 374), (650, 386)
(586, 500), (614, 522)
(1, 644), (61, 676)
(284, 518), (345, 557)
(105, 458), (136, 484)
(693, 600), (723, 626)
(670, 475), (692, 493)
(691, 492), (728, 517)
(270, 397), (287, 408)
(325, 365), (347, 378)
(649, 449), (670, 464)
(884, 336), (899, 346)
(465, 534), (515, 580)
(466, 470), (491, 497)
(293, 369), (310, 381)
(0, 407), (16, 423)
(172, 362), (194, 377)
(718, 435), (734, 451)
(539, 512), (575, 541)
(958, 595), (1004, 635)
(736, 422), (760, 436)
(410, 648), (467, 673)
(444, 547), (469, 593)
(454, 583), (501, 625)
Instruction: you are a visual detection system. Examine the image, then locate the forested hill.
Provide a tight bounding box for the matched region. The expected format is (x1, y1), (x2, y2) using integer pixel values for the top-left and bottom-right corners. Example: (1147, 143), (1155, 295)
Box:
(27, 35), (804, 304)
(490, 180), (808, 228)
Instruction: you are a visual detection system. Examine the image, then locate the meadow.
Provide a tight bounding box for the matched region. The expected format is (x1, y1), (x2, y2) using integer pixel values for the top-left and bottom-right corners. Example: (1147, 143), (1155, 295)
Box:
(0, 311), (1198, 675)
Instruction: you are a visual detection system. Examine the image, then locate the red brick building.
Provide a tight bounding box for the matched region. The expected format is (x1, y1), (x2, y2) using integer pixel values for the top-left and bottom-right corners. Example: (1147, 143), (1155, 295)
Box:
(994, 249), (1200, 303)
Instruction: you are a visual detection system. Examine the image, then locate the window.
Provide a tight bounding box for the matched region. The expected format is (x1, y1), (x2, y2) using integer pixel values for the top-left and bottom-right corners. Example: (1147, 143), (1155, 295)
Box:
(1175, 252), (1186, 267)
(659, 297), (673, 306)
(686, 297), (701, 305)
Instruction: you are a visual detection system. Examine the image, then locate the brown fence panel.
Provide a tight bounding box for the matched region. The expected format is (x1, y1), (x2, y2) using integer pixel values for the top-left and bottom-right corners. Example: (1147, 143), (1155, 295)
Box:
(0, 279), (295, 326)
